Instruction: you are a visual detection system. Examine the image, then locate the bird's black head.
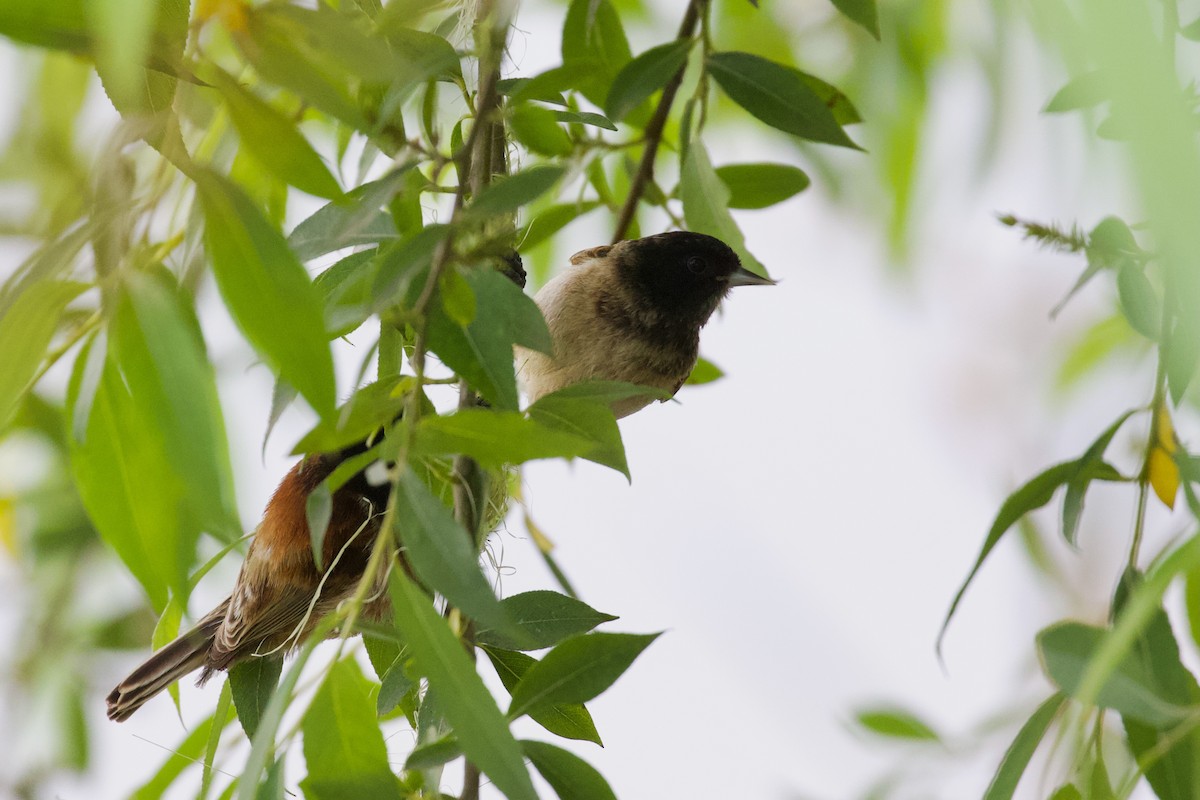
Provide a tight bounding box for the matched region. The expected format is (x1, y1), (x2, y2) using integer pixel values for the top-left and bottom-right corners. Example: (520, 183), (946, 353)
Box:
(614, 231), (773, 324)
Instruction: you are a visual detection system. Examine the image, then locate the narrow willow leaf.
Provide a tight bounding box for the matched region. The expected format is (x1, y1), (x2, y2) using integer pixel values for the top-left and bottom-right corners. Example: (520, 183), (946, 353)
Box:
(1061, 410), (1137, 545)
(229, 658), (283, 740)
(484, 646), (603, 744)
(404, 736), (463, 770)
(130, 710), (222, 800)
(300, 659), (399, 799)
(306, 483), (332, 572)
(938, 460), (1080, 652)
(387, 570), (537, 800)
(288, 168), (411, 261)
(508, 632), (660, 719)
(511, 104), (574, 156)
(0, 279), (86, 428)
(477, 591), (619, 651)
(291, 377), (404, 455)
(829, 0), (880, 38)
(552, 109), (618, 130)
(855, 707), (941, 742)
(714, 163), (810, 209)
(152, 597), (183, 710)
(425, 269), (552, 410)
(526, 396), (629, 477)
(196, 170), (336, 419)
(520, 202), (603, 250)
(707, 51), (860, 149)
(981, 694), (1066, 800)
(1044, 70), (1109, 113)
(210, 69), (342, 200)
(413, 409), (595, 470)
(315, 249), (378, 338)
(1037, 622), (1193, 727)
(377, 655), (414, 715)
(561, 0), (632, 107)
(604, 39), (692, 122)
(680, 141), (768, 277)
(392, 470), (527, 644)
(466, 165), (566, 218)
(1116, 262), (1161, 340)
(523, 740), (617, 800)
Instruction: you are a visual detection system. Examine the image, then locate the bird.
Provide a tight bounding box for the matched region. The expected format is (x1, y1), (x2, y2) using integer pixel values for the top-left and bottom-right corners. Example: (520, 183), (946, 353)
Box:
(105, 230), (773, 721)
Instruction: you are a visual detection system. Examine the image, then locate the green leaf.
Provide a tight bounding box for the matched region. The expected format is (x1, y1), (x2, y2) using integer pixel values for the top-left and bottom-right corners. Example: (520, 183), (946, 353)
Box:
(604, 39), (692, 122)
(301, 658), (399, 800)
(292, 376), (403, 454)
(508, 632), (660, 719)
(714, 163), (810, 209)
(526, 395), (629, 477)
(288, 168), (411, 261)
(209, 69), (342, 200)
(196, 170), (336, 419)
(306, 482), (332, 572)
(829, 0), (879, 38)
(392, 470), (527, 645)
(1061, 411), (1137, 545)
(0, 0), (90, 52)
(387, 569), (537, 800)
(86, 0), (155, 108)
(520, 202), (604, 250)
(131, 710), (225, 800)
(854, 707), (941, 742)
(1037, 622), (1194, 727)
(483, 646), (602, 744)
(1048, 785), (1083, 800)
(707, 51), (860, 149)
(1184, 15), (1200, 41)
(680, 140), (768, 277)
(315, 250), (378, 338)
(551, 109), (618, 131)
(510, 104), (574, 156)
(522, 740), (617, 800)
(377, 654), (414, 716)
(425, 268), (553, 410)
(477, 591), (619, 651)
(939, 460), (1081, 652)
(1113, 569), (1200, 799)
(981, 694), (1066, 800)
(685, 357), (724, 385)
(404, 735), (463, 770)
(0, 279), (86, 429)
(1044, 70), (1109, 113)
(466, 165), (566, 218)
(561, 0), (632, 107)
(795, 72), (862, 126)
(413, 409), (595, 469)
(229, 657), (284, 740)
(152, 598), (183, 710)
(1117, 262), (1161, 339)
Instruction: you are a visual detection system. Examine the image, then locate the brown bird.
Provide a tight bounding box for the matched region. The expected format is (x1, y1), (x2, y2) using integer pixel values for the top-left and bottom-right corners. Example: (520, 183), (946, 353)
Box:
(106, 231), (772, 721)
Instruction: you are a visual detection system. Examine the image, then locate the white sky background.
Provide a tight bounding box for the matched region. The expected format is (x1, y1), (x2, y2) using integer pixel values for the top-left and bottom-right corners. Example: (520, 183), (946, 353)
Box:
(0, 2), (1190, 799)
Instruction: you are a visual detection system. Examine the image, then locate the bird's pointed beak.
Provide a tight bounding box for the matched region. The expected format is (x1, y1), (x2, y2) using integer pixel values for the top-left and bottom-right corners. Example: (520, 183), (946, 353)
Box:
(729, 266), (777, 287)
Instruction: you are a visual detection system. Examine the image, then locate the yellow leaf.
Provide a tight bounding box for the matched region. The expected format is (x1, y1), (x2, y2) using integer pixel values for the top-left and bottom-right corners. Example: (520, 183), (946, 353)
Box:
(1149, 398), (1180, 509)
(0, 497), (15, 556)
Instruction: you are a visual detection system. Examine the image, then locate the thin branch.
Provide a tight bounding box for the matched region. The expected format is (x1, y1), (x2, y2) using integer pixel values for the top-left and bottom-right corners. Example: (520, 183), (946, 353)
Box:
(610, 0), (703, 243)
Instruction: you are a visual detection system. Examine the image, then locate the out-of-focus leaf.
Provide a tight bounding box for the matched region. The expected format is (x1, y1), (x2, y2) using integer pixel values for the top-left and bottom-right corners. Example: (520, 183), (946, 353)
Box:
(1056, 314), (1137, 392)
(465, 165), (566, 219)
(561, 0), (632, 107)
(229, 657), (283, 740)
(0, 279), (86, 429)
(1183, 15), (1200, 41)
(1116, 262), (1160, 340)
(713, 163), (810, 209)
(508, 632), (659, 719)
(829, 0), (879, 39)
(604, 39), (692, 122)
(196, 170), (336, 419)
(510, 104), (574, 156)
(1113, 569), (1200, 800)
(425, 268), (553, 410)
(209, 70), (342, 199)
(520, 202), (603, 250)
(854, 707), (941, 742)
(1038, 622), (1193, 727)
(300, 658), (399, 799)
(392, 470), (528, 645)
(981, 694), (1066, 800)
(1049, 785), (1083, 800)
(681, 140), (768, 277)
(288, 168), (411, 261)
(0, 0), (90, 51)
(685, 357), (724, 385)
(707, 51), (860, 149)
(387, 570), (537, 800)
(477, 591), (618, 651)
(522, 740), (617, 800)
(1044, 70), (1109, 113)
(484, 647), (602, 744)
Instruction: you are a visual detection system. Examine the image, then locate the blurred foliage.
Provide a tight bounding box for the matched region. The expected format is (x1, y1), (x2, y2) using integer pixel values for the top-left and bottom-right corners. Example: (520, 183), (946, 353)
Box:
(0, 0), (874, 798)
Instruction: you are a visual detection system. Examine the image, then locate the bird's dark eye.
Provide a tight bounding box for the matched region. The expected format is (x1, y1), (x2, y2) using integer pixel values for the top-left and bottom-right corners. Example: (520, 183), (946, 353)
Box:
(686, 256), (706, 274)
